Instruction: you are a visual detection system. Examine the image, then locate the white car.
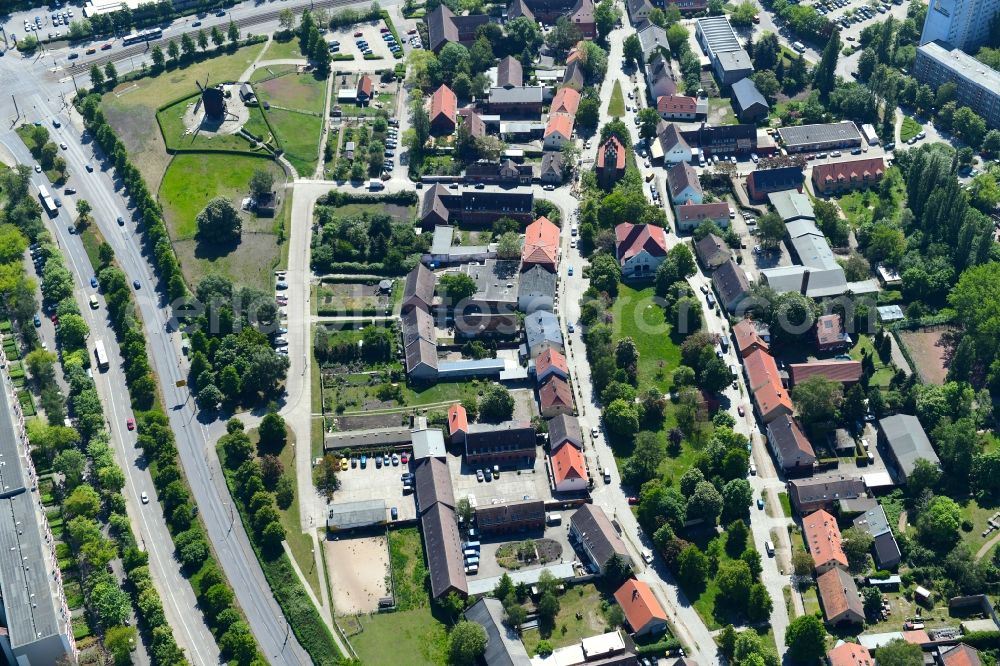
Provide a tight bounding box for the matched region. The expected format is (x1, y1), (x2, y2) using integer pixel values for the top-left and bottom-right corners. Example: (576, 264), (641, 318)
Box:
(141, 492), (149, 504)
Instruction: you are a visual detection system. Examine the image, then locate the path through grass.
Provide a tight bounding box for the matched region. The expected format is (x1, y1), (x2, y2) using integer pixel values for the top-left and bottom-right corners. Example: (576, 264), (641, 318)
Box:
(608, 80), (625, 117)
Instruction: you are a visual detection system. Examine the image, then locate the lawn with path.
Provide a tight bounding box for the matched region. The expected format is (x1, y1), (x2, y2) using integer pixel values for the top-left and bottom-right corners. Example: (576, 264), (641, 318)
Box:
(900, 116), (922, 143)
(249, 67), (329, 175)
(262, 36), (306, 60)
(520, 583), (609, 656)
(351, 608), (448, 666)
(608, 80), (625, 117)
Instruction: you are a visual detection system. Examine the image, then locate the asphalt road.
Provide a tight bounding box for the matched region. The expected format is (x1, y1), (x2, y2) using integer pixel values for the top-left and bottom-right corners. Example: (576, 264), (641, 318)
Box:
(0, 135), (222, 664)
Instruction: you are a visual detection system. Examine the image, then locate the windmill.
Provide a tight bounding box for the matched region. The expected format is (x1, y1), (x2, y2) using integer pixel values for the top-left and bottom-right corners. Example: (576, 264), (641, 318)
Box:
(196, 75), (227, 120)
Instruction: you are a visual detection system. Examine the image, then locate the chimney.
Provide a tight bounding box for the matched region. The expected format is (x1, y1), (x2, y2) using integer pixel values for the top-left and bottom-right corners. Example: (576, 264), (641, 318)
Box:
(632, 588), (639, 600)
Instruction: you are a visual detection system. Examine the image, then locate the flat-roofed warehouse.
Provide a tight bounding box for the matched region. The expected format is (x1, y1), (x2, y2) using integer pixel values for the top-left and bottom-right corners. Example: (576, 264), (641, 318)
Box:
(326, 499), (387, 530)
(777, 121), (863, 153)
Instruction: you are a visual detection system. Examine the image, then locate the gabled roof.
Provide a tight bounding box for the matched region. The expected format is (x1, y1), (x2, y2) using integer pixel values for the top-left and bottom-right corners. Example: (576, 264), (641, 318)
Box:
(817, 567), (864, 623)
(744, 348), (781, 393)
(733, 319), (769, 356)
(769, 190), (816, 223)
(658, 122), (689, 154)
(402, 307), (435, 348)
(614, 579), (667, 633)
(464, 598), (532, 666)
(522, 216), (560, 267)
(767, 415), (816, 465)
(712, 258), (750, 307)
(803, 509), (848, 569)
(415, 456), (456, 514)
(548, 413), (583, 450)
(878, 414), (940, 478)
(666, 161), (703, 200)
(519, 265), (557, 306)
(464, 110), (486, 138)
(657, 95), (698, 115)
(430, 84), (458, 124)
(731, 76), (768, 111)
(597, 135), (627, 171)
(747, 166), (804, 191)
(941, 645), (983, 666)
(545, 113), (574, 139)
(695, 233), (731, 267)
(421, 502), (468, 598)
(448, 403), (469, 437)
(426, 4), (458, 52)
(536, 348), (569, 380)
(637, 21), (669, 58)
(753, 376), (793, 421)
(570, 504), (629, 568)
(789, 475), (866, 509)
(403, 263), (436, 313)
(541, 152), (564, 177)
(626, 0), (654, 18)
(816, 314), (847, 347)
(539, 375), (572, 412)
(357, 75), (373, 98)
(552, 443), (587, 485)
(789, 361), (863, 385)
(570, 0), (594, 25)
(614, 222), (668, 263)
(551, 87), (581, 115)
(813, 157), (886, 185)
(676, 202), (729, 226)
(563, 59), (585, 89)
(827, 642), (874, 666)
(405, 338), (438, 374)
(507, 0), (534, 21)
(497, 55), (523, 88)
(525, 310), (563, 349)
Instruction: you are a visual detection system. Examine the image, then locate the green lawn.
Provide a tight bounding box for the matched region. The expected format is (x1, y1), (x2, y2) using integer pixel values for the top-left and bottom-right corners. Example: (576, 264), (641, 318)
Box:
(778, 491), (792, 518)
(262, 35), (306, 60)
(387, 528), (431, 611)
(958, 498), (1000, 554)
(900, 116), (922, 143)
(351, 608), (448, 666)
(521, 584), (611, 656)
(849, 334), (895, 388)
(608, 81), (625, 117)
(248, 67), (329, 176)
(709, 97), (738, 126)
(266, 107), (324, 176)
(322, 366), (485, 415)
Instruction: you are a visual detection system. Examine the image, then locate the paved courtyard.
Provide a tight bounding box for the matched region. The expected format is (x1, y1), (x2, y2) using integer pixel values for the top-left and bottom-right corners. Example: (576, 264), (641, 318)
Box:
(333, 455), (417, 522)
(468, 523), (578, 582)
(447, 451), (553, 510)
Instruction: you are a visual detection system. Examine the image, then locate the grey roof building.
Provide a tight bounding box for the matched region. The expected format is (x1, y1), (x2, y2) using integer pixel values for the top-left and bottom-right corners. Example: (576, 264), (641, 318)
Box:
(914, 41), (1000, 130)
(525, 310), (563, 356)
(627, 0), (655, 23)
(518, 264), (557, 314)
(788, 474), (867, 513)
(637, 21), (669, 61)
(877, 414), (940, 482)
(464, 598), (532, 666)
(325, 426), (412, 451)
(766, 414), (817, 473)
(411, 427), (447, 461)
(421, 502), (468, 598)
(768, 190), (815, 223)
(540, 152), (564, 184)
(569, 504), (632, 573)
(715, 50), (754, 86)
(548, 413), (583, 450)
(712, 258), (751, 313)
(695, 233), (732, 269)
(853, 505), (901, 569)
(424, 225), (494, 267)
(646, 53), (678, 100)
(695, 16), (753, 85)
(327, 499), (387, 530)
(731, 77), (769, 122)
(415, 457), (456, 515)
(426, 4), (492, 52)
(777, 121), (863, 153)
(402, 263), (436, 313)
(497, 56), (524, 89)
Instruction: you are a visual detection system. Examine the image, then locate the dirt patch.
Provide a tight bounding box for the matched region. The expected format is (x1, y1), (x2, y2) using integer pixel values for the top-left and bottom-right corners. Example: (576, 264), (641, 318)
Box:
(535, 538), (563, 563)
(102, 97), (172, 191)
(334, 413), (407, 430)
(325, 534), (391, 615)
(897, 326), (957, 385)
(172, 231), (282, 293)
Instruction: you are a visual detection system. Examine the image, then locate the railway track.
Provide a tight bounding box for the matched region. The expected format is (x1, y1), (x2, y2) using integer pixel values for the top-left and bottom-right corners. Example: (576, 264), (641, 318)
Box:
(66, 0), (368, 74)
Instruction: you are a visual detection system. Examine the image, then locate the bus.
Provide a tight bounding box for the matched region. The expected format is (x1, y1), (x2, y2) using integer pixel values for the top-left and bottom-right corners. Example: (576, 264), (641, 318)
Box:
(94, 340), (109, 371)
(122, 28), (162, 46)
(38, 186), (57, 217)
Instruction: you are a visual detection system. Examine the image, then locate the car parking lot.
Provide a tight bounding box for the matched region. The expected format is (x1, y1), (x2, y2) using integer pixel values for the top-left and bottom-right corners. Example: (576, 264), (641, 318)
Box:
(332, 451), (418, 522)
(467, 523), (577, 581)
(447, 453), (553, 509)
(327, 23), (396, 59)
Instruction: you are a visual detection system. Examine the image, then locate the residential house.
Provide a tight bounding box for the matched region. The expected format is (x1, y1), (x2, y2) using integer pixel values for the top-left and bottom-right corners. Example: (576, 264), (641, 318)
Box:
(544, 114), (574, 150)
(447, 403), (469, 444)
(465, 159), (533, 186)
(827, 643), (874, 666)
(525, 310), (564, 357)
(569, 504), (631, 573)
(666, 161), (704, 205)
(548, 413), (583, 451)
(614, 580), (668, 638)
(712, 258), (751, 313)
(788, 361), (863, 387)
(646, 53), (679, 101)
(421, 502), (468, 598)
(597, 135), (627, 188)
(812, 157), (886, 195)
(753, 372), (793, 424)
(614, 222), (669, 279)
(464, 598), (532, 666)
(551, 87), (581, 115)
(766, 415), (817, 474)
(673, 0), (708, 12)
(419, 184), (534, 229)
(675, 202), (730, 233)
(655, 122), (692, 164)
(744, 348), (781, 393)
(679, 123), (757, 156)
(488, 86), (545, 115)
(477, 499), (545, 536)
(464, 109), (486, 138)
(788, 475), (867, 513)
(746, 166), (805, 203)
(695, 233), (732, 269)
(465, 421), (537, 466)
(626, 0), (654, 23)
(426, 4), (492, 52)
(539, 375), (573, 417)
(357, 75), (373, 104)
(816, 314), (851, 352)
(522, 216), (560, 272)
(731, 77), (769, 122)
(657, 95), (699, 121)
(540, 152), (565, 184)
(518, 265), (557, 313)
(430, 84), (458, 135)
(562, 58), (585, 89)
(535, 348), (570, 385)
(402, 263), (435, 314)
(414, 457), (456, 515)
(568, 0), (596, 38)
(551, 442), (588, 492)
(940, 645), (984, 666)
(733, 319), (770, 358)
(853, 505), (901, 569)
(877, 414), (941, 482)
(497, 55), (524, 89)
(636, 21), (669, 62)
(817, 567), (865, 626)
(403, 307), (438, 379)
(802, 509), (848, 573)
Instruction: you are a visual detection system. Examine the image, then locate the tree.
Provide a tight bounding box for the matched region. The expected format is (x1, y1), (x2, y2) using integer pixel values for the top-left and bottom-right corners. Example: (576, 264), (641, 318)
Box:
(104, 62), (118, 86)
(638, 107), (661, 140)
(181, 32), (196, 58)
(479, 385), (515, 422)
(439, 273), (476, 304)
(722, 478), (753, 520)
(91, 581), (131, 627)
(65, 484), (101, 520)
(604, 553), (633, 586)
(54, 450), (87, 489)
(666, 23), (689, 53)
(105, 625), (136, 663)
(449, 621), (488, 665)
(726, 519), (750, 557)
(677, 544), (710, 590)
(792, 550), (814, 576)
(211, 26), (224, 48)
(717, 559), (753, 608)
(588, 253), (622, 296)
(313, 455), (341, 499)
(875, 639), (924, 666)
(757, 211), (786, 249)
(227, 21), (240, 44)
(595, 0), (619, 39)
(841, 526), (874, 572)
(785, 615), (827, 663)
(623, 432), (667, 485)
(90, 64), (105, 89)
(814, 29), (841, 99)
(258, 411), (287, 452)
(151, 44), (165, 69)
(56, 313), (89, 349)
(496, 231), (522, 259)
(196, 197), (242, 244)
(278, 7), (295, 31)
(538, 591), (560, 627)
(603, 399), (640, 440)
(623, 34), (643, 65)
(747, 583), (773, 623)
(687, 481), (723, 525)
(862, 586), (883, 620)
(249, 168), (275, 199)
(752, 70), (781, 105)
(917, 495), (961, 551)
(732, 0), (758, 26)
(792, 375), (843, 426)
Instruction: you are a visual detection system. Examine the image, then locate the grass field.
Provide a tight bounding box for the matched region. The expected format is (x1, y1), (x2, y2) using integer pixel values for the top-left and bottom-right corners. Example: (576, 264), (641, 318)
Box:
(708, 97), (737, 126)
(249, 67), (329, 176)
(351, 608), (448, 666)
(387, 528), (430, 611)
(521, 584), (609, 656)
(155, 95), (275, 153)
(608, 81), (625, 117)
(265, 108), (324, 176)
(849, 334), (895, 388)
(158, 153), (286, 289)
(900, 116), (922, 143)
(262, 36), (306, 60)
(101, 43), (266, 188)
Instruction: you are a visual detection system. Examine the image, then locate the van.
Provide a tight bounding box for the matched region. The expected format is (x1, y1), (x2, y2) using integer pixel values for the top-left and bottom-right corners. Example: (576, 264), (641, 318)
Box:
(764, 541), (775, 556)
(463, 541), (480, 551)
(571, 224), (578, 236)
(793, 41), (806, 52)
(463, 548), (478, 558)
(465, 556), (480, 566)
(465, 565), (479, 574)
(89, 295), (99, 310)
(603, 469), (612, 484)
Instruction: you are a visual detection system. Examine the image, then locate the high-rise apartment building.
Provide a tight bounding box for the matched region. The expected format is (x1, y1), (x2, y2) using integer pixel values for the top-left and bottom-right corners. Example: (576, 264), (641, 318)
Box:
(920, 0), (1000, 52)
(914, 41), (1000, 129)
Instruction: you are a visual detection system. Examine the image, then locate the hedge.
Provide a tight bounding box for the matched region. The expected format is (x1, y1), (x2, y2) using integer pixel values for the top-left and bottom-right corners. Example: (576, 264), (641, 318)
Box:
(635, 638), (682, 656)
(317, 190), (418, 206)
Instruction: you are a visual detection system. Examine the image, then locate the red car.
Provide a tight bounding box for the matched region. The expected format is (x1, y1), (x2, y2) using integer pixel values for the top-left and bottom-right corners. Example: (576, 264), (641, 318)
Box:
(380, 27), (389, 33)
(627, 496), (639, 505)
(101, 43), (112, 50)
(50, 314), (58, 324)
(401, 452), (409, 464)
(126, 418), (135, 431)
(354, 31), (363, 36)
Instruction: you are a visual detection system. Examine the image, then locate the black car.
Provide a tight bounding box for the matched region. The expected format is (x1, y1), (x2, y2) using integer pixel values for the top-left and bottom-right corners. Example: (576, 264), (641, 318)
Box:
(132, 280), (141, 289)
(85, 164), (94, 172)
(117, 216), (125, 226)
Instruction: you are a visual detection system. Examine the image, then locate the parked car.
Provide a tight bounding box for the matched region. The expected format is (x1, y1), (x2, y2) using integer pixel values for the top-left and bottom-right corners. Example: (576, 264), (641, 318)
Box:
(757, 498), (765, 510)
(476, 469), (484, 482)
(126, 418), (135, 430)
(33, 314), (41, 327)
(391, 507), (398, 520)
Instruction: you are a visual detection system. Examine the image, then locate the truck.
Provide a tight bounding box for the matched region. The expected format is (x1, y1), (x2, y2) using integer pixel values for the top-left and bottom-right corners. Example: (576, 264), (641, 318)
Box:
(94, 340), (109, 371)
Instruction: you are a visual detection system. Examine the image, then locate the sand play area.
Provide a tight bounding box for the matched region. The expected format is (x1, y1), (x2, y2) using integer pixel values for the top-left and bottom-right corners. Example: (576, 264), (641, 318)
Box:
(325, 534), (391, 614)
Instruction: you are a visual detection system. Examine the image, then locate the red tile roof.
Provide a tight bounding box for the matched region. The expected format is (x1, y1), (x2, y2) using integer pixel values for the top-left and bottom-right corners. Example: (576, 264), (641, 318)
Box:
(597, 135), (627, 171)
(902, 630), (932, 646)
(539, 375), (573, 413)
(733, 319), (769, 357)
(827, 642), (874, 666)
(551, 443), (587, 485)
(522, 216), (560, 268)
(551, 87), (581, 115)
(430, 84), (457, 124)
(566, 40), (585, 64)
(803, 509), (848, 570)
(744, 348), (781, 393)
(357, 75), (373, 98)
(812, 157), (886, 185)
(816, 567), (864, 624)
(448, 403), (468, 437)
(942, 645), (983, 666)
(816, 314), (846, 348)
(535, 348), (569, 380)
(656, 95), (698, 115)
(545, 113), (574, 139)
(676, 202), (730, 225)
(614, 222), (668, 264)
(789, 361), (863, 386)
(754, 380), (793, 422)
(614, 579), (667, 633)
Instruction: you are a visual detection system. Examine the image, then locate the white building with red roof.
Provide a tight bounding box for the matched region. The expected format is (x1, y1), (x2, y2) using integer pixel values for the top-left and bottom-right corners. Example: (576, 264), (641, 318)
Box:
(614, 222), (668, 279)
